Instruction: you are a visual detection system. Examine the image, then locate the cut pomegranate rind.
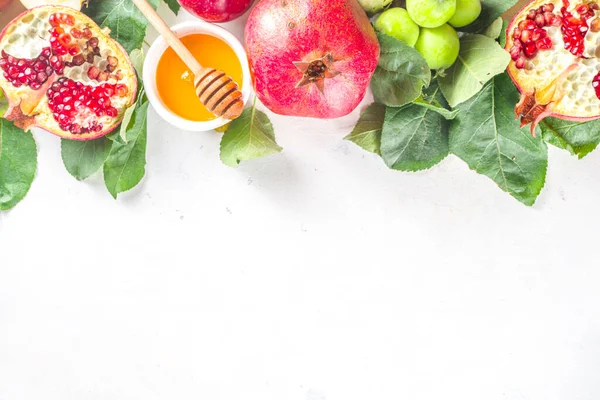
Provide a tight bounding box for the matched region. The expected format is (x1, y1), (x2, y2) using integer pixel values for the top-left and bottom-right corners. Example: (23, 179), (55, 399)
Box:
(506, 0), (600, 132)
(0, 6), (137, 140)
(20, 0), (83, 11)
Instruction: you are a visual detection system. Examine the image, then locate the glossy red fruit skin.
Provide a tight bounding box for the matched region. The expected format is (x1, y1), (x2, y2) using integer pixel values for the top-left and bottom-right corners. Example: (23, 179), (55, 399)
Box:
(177, 0), (255, 22)
(245, 0), (379, 119)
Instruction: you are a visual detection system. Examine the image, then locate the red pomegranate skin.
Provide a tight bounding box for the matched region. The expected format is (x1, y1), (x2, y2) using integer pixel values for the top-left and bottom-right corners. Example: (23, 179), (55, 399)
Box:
(178, 0), (255, 22)
(245, 0), (379, 119)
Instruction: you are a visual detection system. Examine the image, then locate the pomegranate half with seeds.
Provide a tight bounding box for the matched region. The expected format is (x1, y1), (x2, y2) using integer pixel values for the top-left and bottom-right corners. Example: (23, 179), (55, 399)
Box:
(506, 0), (600, 134)
(0, 6), (137, 140)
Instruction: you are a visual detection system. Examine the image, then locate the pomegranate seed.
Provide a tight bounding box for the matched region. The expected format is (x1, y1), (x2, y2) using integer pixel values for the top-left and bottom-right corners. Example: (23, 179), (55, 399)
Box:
(104, 86), (114, 96)
(87, 65), (100, 79)
(98, 71), (108, 81)
(536, 36), (553, 49)
(532, 28), (547, 41)
(66, 15), (75, 25)
(521, 29), (532, 43)
(71, 54), (85, 66)
(106, 107), (118, 117)
(50, 27), (64, 37)
(49, 14), (58, 26)
(58, 33), (72, 45)
(543, 3), (554, 12)
(36, 71), (48, 83)
(593, 72), (600, 99)
(31, 82), (41, 90)
(71, 28), (82, 39)
(88, 37), (99, 48)
(83, 28), (93, 39)
(513, 27), (522, 39)
(527, 9), (537, 19)
(115, 84), (128, 97)
(535, 13), (546, 26)
(107, 56), (118, 66)
(524, 42), (538, 57)
(577, 4), (590, 14)
(68, 46), (80, 56)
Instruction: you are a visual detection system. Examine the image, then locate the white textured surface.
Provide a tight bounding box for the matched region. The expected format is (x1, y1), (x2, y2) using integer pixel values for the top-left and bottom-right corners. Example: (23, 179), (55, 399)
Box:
(2, 5), (600, 400)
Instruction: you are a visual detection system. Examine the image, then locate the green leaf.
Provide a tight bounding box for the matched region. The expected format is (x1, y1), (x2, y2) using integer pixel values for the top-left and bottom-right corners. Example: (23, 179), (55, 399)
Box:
(84, 0), (160, 53)
(499, 19), (509, 47)
(484, 17), (504, 40)
(129, 48), (145, 76)
(449, 74), (548, 206)
(381, 103), (449, 172)
(371, 33), (431, 108)
(461, 0), (519, 33)
(0, 90), (7, 118)
(117, 87), (145, 144)
(161, 0), (181, 15)
(344, 103), (385, 155)
(540, 117), (600, 159)
(103, 100), (149, 199)
(415, 82), (459, 120)
(220, 103), (282, 168)
(438, 34), (510, 108)
(61, 137), (112, 181)
(0, 119), (37, 210)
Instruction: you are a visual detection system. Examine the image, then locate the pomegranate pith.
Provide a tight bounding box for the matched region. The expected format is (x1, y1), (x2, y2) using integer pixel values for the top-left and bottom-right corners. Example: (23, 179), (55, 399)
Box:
(0, 6), (137, 141)
(506, 0), (600, 134)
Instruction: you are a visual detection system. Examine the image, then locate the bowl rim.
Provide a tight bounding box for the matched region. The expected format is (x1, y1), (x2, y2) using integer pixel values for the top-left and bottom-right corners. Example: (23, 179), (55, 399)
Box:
(143, 21), (251, 132)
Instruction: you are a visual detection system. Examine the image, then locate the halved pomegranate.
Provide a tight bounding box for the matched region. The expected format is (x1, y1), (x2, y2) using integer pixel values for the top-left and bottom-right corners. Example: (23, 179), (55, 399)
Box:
(0, 6), (137, 140)
(506, 0), (600, 134)
(20, 0), (84, 11)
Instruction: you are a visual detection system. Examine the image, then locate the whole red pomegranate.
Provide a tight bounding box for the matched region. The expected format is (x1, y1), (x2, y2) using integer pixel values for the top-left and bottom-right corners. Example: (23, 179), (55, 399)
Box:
(0, 6), (137, 140)
(245, 0), (379, 119)
(178, 0), (255, 22)
(506, 0), (600, 134)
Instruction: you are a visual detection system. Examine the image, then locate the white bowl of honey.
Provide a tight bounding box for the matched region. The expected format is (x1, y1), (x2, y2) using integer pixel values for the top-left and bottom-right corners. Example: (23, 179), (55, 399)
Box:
(144, 21), (251, 132)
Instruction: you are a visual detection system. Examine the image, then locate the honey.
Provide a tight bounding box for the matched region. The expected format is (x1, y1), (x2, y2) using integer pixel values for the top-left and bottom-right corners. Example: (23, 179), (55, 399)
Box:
(156, 34), (243, 122)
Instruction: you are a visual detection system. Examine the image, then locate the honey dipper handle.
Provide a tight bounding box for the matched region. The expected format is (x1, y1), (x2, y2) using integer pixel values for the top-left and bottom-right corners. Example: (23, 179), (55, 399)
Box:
(131, 0), (203, 75)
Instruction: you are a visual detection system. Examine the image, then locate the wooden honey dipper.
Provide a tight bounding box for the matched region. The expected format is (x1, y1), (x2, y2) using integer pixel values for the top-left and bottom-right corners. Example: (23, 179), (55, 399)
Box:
(132, 0), (244, 120)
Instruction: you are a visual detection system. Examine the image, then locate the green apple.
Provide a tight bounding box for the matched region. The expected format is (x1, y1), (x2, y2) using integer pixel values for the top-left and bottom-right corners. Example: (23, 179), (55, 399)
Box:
(449, 0), (482, 27)
(357, 0), (393, 15)
(406, 0), (456, 28)
(374, 8), (420, 47)
(415, 24), (460, 70)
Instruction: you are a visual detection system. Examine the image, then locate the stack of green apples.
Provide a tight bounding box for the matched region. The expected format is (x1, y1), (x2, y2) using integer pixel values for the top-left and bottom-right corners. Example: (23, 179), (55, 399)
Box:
(366, 0), (482, 70)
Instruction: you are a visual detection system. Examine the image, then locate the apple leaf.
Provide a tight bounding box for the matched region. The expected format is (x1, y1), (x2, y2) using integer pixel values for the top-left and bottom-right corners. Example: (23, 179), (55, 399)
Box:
(161, 0), (181, 15)
(0, 119), (37, 211)
(484, 17), (504, 40)
(540, 117), (600, 159)
(85, 0), (160, 53)
(449, 74), (548, 206)
(416, 82), (458, 120)
(371, 33), (431, 108)
(220, 102), (282, 168)
(345, 103), (385, 155)
(381, 102), (449, 172)
(103, 100), (149, 199)
(61, 137), (112, 181)
(438, 34), (510, 108)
